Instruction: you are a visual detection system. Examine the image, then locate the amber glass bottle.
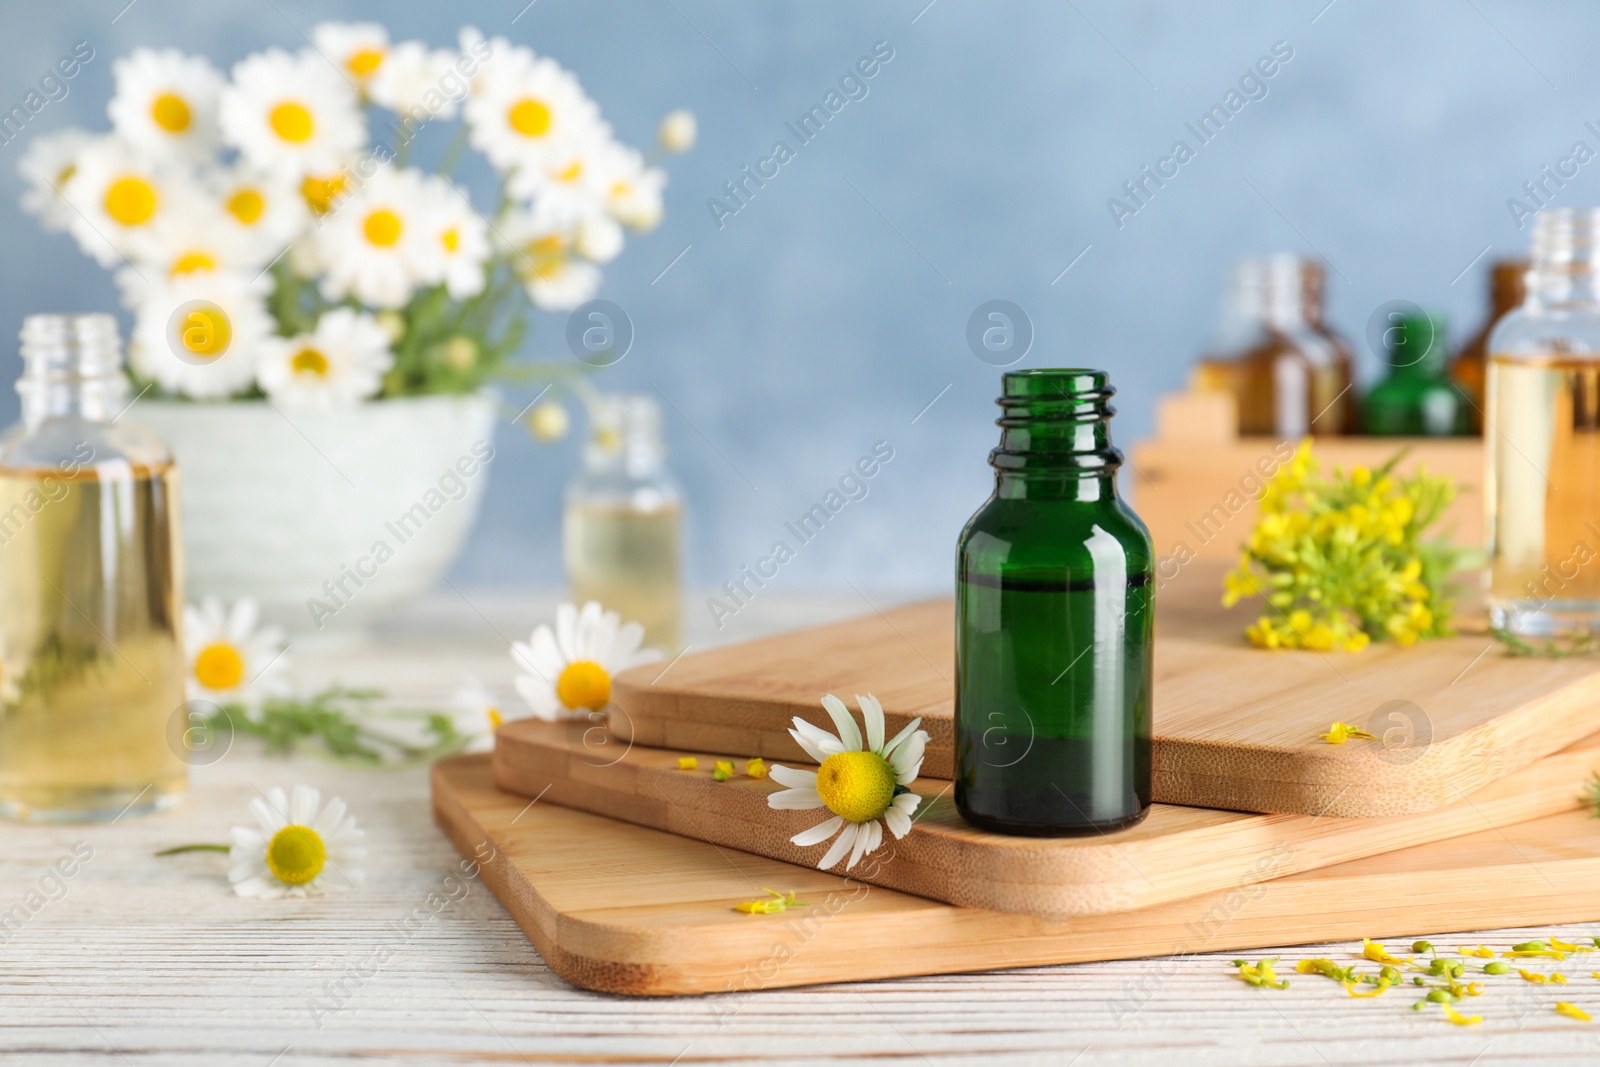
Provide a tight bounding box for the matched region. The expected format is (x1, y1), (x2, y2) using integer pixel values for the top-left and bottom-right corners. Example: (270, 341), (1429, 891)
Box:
(1454, 259), (1528, 434)
(1191, 255), (1355, 436)
(954, 370), (1153, 836)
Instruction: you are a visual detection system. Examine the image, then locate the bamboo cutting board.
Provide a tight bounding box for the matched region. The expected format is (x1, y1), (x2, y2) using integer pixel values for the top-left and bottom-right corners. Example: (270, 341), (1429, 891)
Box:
(613, 564), (1600, 817)
(434, 755), (1600, 997)
(493, 719), (1600, 919)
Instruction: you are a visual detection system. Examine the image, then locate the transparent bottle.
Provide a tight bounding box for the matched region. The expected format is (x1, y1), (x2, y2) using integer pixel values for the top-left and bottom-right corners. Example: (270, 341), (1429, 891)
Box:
(1453, 258), (1528, 434)
(0, 314), (187, 821)
(1191, 255), (1355, 436)
(562, 394), (683, 650)
(955, 370), (1154, 836)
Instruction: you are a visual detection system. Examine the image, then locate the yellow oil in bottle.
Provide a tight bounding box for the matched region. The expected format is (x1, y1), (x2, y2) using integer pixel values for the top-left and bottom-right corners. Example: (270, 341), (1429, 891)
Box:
(1486, 354), (1600, 631)
(0, 462), (187, 820)
(563, 500), (682, 651)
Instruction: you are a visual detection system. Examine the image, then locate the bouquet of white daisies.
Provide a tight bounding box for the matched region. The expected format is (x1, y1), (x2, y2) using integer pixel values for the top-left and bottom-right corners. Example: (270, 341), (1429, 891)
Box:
(18, 22), (692, 408)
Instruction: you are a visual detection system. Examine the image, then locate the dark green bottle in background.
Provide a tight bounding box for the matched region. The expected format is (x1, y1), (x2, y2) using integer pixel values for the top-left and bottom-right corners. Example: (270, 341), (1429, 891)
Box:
(954, 369), (1154, 836)
(1364, 311), (1467, 436)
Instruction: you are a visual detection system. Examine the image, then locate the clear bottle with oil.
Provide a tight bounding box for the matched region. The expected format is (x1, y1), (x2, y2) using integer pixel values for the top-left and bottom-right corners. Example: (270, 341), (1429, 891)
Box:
(562, 394), (682, 650)
(1487, 208), (1600, 633)
(0, 314), (187, 820)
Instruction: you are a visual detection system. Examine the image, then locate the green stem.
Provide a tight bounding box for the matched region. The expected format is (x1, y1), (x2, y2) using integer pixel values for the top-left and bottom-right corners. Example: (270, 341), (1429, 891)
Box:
(437, 123), (470, 177)
(156, 843), (231, 856)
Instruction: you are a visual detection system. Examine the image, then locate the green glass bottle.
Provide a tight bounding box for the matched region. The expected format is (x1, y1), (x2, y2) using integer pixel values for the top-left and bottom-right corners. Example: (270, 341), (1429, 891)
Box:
(1364, 311), (1467, 436)
(954, 369), (1154, 836)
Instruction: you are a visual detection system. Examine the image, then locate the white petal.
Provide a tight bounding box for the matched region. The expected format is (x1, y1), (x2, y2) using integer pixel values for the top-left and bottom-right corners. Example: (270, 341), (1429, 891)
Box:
(513, 673), (563, 721)
(790, 814), (844, 847)
(845, 819), (880, 870)
(767, 787), (824, 811)
(575, 602), (604, 659)
(289, 784), (320, 825)
(226, 598), (261, 643)
(554, 604), (579, 661)
(859, 693), (885, 753)
(884, 805), (912, 839)
(891, 792), (922, 825)
(820, 694), (862, 751)
(767, 764), (818, 790)
(312, 796), (348, 835)
(817, 822), (859, 870)
(789, 719), (844, 764)
(890, 730), (929, 784)
(883, 716), (924, 758)
(252, 791), (288, 831)
(588, 606), (620, 664)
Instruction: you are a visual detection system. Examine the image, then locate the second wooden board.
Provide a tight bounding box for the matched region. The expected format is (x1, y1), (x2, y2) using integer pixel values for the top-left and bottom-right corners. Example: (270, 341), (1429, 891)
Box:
(438, 754), (1600, 996)
(493, 720), (1600, 919)
(614, 563), (1600, 816)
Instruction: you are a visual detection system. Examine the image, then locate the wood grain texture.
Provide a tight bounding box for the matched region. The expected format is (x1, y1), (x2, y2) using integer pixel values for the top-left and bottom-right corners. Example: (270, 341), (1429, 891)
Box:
(492, 720), (1600, 919)
(615, 561), (1600, 817)
(437, 754), (1600, 997)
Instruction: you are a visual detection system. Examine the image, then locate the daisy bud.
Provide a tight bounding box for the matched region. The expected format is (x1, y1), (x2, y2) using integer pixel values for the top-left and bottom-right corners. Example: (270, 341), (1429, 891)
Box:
(443, 336), (478, 370)
(527, 400), (570, 442)
(375, 309), (407, 344)
(659, 109), (696, 153)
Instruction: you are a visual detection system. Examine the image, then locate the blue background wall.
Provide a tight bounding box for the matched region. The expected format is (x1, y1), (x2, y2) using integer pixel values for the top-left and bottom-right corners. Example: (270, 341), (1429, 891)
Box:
(2, 0), (1594, 607)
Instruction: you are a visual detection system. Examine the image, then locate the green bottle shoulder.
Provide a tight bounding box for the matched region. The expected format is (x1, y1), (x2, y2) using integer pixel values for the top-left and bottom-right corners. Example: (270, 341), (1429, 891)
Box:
(957, 491), (1153, 578)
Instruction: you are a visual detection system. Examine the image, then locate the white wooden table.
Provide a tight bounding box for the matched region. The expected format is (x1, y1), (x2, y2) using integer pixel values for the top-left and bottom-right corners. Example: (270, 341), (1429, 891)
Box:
(5, 590), (1598, 1065)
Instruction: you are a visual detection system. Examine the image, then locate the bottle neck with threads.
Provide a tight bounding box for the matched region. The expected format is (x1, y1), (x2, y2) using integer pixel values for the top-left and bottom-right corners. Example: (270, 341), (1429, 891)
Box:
(1224, 255), (1324, 331)
(1524, 208), (1600, 309)
(17, 314), (128, 430)
(991, 369), (1123, 502)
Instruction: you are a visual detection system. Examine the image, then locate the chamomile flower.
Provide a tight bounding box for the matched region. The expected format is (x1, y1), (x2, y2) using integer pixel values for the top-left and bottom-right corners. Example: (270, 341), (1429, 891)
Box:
(767, 694), (928, 872)
(220, 48), (365, 178)
(450, 676), (517, 752)
(107, 48), (224, 160)
(211, 164), (308, 263)
(510, 602), (662, 722)
(59, 138), (185, 267)
(130, 269), (273, 399)
(312, 165), (435, 308)
(311, 21), (390, 90)
(595, 142), (666, 232)
(183, 596), (290, 707)
(370, 41), (465, 120)
(464, 48), (603, 175)
(418, 176), (490, 298)
(229, 785), (366, 899)
(256, 307), (392, 410)
(18, 127), (97, 233)
(114, 205), (258, 305)
(499, 203), (601, 310)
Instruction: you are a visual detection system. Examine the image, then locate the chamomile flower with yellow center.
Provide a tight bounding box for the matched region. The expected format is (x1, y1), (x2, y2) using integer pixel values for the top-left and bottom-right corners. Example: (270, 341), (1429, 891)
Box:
(220, 49), (365, 179)
(59, 138), (184, 267)
(594, 142), (666, 233)
(510, 602), (662, 722)
(311, 21), (390, 90)
(768, 694), (928, 871)
(229, 785), (365, 899)
(256, 307), (393, 411)
(464, 48), (602, 175)
(107, 48), (224, 160)
(451, 676), (519, 752)
(183, 595), (290, 707)
(499, 204), (601, 311)
(130, 269), (273, 399)
(18, 127), (97, 233)
(418, 176), (490, 298)
(312, 165), (435, 308)
(299, 169), (352, 217)
(210, 164), (308, 264)
(370, 41), (464, 120)
(114, 204), (259, 307)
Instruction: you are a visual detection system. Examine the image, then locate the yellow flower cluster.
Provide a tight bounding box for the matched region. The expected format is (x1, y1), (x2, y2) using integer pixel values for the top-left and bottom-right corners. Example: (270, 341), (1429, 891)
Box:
(1223, 440), (1462, 652)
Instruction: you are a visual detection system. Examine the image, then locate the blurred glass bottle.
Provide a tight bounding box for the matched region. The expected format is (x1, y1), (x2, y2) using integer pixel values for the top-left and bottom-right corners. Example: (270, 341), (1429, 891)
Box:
(563, 394), (683, 650)
(1453, 258), (1528, 434)
(1191, 255), (1355, 436)
(0, 314), (187, 821)
(1487, 209), (1600, 634)
(1364, 311), (1466, 436)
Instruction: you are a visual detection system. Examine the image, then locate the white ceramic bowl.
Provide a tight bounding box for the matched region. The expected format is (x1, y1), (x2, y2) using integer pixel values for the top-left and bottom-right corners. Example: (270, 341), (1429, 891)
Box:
(135, 393), (498, 635)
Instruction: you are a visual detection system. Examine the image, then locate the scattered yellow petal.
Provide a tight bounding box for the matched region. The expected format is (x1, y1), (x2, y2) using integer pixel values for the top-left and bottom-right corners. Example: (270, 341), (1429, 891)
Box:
(1556, 1002), (1593, 1021)
(1551, 937), (1588, 953)
(1362, 939), (1412, 965)
(733, 888), (808, 914)
(1321, 721), (1378, 744)
(1519, 969), (1552, 984)
(1458, 945), (1495, 958)
(1442, 1003), (1482, 1026)
(746, 758), (768, 779)
(1554, 973), (1570, 984)
(676, 756), (698, 770)
(1506, 949), (1567, 959)
(1343, 979), (1391, 998)
(714, 759), (734, 775)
